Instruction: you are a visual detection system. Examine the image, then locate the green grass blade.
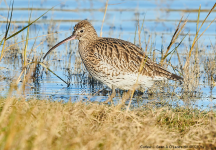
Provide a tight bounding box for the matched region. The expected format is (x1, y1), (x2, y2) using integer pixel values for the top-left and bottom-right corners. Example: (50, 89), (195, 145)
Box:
(0, 1), (14, 62)
(164, 32), (188, 62)
(6, 6), (55, 41)
(1, 5), (56, 62)
(23, 10), (32, 67)
(39, 62), (68, 85)
(5, 0), (14, 39)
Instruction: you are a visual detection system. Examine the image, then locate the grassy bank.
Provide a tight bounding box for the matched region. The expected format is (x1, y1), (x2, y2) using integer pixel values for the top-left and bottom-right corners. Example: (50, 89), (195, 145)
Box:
(0, 97), (215, 149)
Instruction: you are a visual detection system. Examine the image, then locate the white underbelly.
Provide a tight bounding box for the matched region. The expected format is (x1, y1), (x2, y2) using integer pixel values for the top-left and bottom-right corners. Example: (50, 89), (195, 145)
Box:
(92, 62), (167, 90)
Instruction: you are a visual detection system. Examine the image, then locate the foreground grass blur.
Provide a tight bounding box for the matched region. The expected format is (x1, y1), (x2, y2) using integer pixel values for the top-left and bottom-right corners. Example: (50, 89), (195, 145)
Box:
(0, 97), (215, 149)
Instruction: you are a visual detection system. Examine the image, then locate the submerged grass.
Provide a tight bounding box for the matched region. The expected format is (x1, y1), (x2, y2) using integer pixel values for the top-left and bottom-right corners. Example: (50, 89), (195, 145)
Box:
(0, 97), (215, 149)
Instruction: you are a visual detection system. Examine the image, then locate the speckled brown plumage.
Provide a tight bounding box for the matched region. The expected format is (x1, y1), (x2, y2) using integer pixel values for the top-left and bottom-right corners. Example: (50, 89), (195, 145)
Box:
(43, 20), (183, 92)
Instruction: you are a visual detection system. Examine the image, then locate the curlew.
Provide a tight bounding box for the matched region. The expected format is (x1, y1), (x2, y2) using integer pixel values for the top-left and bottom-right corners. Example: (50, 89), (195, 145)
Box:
(43, 20), (183, 103)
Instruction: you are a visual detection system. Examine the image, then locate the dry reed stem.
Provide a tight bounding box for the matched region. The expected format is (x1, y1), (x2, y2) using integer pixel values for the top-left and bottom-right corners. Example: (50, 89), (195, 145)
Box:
(138, 20), (141, 47)
(184, 3), (216, 70)
(145, 34), (151, 54)
(100, 0), (109, 37)
(126, 56), (148, 112)
(0, 39), (7, 61)
(160, 17), (188, 65)
(18, 60), (38, 95)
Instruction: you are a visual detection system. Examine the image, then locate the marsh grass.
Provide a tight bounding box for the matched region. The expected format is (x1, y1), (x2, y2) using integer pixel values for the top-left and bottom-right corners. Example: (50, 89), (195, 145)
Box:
(0, 3), (69, 87)
(121, 3), (216, 111)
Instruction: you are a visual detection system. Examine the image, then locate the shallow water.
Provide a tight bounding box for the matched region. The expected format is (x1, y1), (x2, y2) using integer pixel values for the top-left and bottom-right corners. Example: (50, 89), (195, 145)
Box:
(0, 0), (216, 110)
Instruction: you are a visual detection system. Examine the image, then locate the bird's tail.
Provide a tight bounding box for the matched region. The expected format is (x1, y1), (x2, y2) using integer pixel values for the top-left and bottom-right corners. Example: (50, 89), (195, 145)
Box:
(169, 73), (183, 81)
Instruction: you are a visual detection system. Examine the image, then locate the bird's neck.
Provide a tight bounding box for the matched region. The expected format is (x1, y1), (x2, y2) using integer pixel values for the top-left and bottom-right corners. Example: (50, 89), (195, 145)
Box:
(78, 34), (98, 58)
(78, 39), (91, 49)
(78, 36), (98, 49)
(78, 40), (92, 60)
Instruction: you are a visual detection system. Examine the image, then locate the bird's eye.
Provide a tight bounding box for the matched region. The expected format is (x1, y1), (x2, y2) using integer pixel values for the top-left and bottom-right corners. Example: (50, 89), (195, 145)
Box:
(80, 30), (83, 33)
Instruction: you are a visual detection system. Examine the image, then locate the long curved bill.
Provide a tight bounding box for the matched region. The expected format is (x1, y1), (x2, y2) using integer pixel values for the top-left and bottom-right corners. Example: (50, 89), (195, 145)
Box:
(43, 35), (76, 60)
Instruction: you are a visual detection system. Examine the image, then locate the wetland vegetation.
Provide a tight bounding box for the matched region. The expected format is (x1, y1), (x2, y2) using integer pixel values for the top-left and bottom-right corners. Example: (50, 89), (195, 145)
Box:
(0, 0), (216, 149)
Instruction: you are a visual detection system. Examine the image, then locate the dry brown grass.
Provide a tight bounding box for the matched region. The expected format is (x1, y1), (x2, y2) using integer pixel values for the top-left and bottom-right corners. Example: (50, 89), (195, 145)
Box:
(0, 97), (215, 150)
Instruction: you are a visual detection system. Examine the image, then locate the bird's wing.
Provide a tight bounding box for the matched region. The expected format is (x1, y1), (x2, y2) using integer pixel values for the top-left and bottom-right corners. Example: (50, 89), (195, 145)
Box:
(88, 38), (182, 81)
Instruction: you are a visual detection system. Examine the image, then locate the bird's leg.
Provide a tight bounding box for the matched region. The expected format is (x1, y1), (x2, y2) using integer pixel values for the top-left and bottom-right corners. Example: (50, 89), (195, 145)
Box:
(116, 90), (132, 109)
(121, 90), (132, 104)
(104, 86), (116, 104)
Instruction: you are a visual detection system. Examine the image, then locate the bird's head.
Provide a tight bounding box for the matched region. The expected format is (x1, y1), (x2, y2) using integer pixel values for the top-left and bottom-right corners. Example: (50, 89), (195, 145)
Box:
(72, 20), (98, 41)
(43, 20), (98, 59)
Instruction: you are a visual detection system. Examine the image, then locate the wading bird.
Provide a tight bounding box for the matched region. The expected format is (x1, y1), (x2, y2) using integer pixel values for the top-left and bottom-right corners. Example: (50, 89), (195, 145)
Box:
(43, 20), (183, 103)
